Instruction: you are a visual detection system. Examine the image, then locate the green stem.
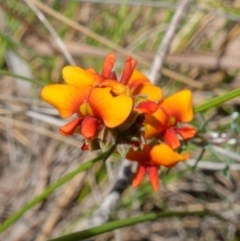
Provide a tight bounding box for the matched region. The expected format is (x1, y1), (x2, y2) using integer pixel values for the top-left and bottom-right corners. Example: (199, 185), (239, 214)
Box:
(0, 147), (115, 233)
(194, 88), (240, 113)
(48, 210), (220, 241)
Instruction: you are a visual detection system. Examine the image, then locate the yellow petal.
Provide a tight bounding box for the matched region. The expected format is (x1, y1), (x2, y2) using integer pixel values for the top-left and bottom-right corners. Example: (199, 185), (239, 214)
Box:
(136, 85), (162, 101)
(144, 108), (167, 139)
(41, 84), (92, 118)
(100, 79), (130, 96)
(127, 70), (162, 101)
(86, 68), (96, 73)
(150, 144), (189, 167)
(160, 90), (193, 122)
(62, 66), (104, 87)
(128, 69), (151, 85)
(89, 87), (133, 128)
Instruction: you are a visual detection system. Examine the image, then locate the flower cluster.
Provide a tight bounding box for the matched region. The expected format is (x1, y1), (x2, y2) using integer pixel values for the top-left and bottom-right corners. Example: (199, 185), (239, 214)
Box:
(41, 54), (196, 191)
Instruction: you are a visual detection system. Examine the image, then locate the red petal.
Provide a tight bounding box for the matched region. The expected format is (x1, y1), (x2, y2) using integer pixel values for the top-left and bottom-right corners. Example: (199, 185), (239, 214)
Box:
(175, 126), (197, 140)
(81, 116), (99, 139)
(132, 164), (146, 188)
(135, 101), (158, 114)
(164, 128), (180, 149)
(81, 143), (89, 150)
(147, 166), (160, 191)
(120, 57), (137, 85)
(102, 54), (116, 78)
(59, 117), (83, 136)
(127, 145), (152, 164)
(110, 71), (117, 80)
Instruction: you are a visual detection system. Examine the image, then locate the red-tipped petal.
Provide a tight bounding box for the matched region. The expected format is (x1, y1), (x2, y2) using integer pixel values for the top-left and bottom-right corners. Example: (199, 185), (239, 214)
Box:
(147, 166), (160, 191)
(59, 117), (83, 136)
(135, 101), (158, 114)
(164, 128), (181, 150)
(132, 164), (145, 188)
(81, 116), (99, 139)
(102, 54), (116, 78)
(120, 57), (137, 85)
(175, 126), (197, 140)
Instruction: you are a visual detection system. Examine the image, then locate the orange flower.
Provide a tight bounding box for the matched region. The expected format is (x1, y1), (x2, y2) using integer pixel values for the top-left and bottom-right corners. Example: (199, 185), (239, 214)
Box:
(41, 53), (197, 193)
(144, 90), (196, 149)
(41, 85), (133, 139)
(127, 144), (189, 191)
(41, 54), (146, 140)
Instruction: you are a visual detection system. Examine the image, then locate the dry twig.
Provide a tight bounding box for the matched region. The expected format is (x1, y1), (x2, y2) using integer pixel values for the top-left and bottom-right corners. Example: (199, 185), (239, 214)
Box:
(23, 0), (75, 65)
(148, 0), (193, 84)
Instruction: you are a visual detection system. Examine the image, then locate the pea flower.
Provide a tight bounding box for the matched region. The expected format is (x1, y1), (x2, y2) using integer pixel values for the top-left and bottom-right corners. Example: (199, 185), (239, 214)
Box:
(144, 90), (196, 149)
(127, 144), (189, 191)
(41, 53), (197, 192)
(41, 54), (161, 142)
(41, 55), (135, 139)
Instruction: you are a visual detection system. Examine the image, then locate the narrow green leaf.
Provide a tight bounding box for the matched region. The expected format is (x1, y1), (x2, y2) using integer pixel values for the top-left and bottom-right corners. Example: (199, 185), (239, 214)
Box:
(194, 88), (240, 113)
(48, 210), (221, 241)
(0, 147), (115, 233)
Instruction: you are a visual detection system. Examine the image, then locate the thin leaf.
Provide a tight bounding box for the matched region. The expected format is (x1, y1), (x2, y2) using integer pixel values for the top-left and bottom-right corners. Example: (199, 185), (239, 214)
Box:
(48, 209), (223, 241)
(194, 88), (240, 113)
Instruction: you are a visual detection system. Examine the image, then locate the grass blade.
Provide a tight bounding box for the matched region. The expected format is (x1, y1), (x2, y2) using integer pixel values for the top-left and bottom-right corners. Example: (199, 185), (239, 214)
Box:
(48, 209), (220, 241)
(194, 88), (240, 113)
